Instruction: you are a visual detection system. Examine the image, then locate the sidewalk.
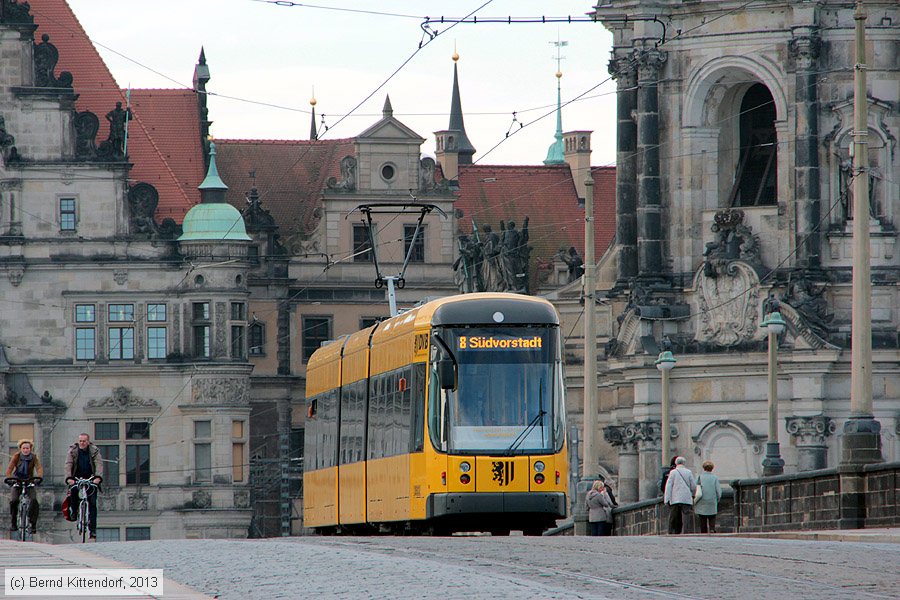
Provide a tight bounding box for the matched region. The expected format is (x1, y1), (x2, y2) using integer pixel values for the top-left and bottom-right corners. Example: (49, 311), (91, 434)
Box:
(0, 540), (211, 599)
(725, 527), (900, 544)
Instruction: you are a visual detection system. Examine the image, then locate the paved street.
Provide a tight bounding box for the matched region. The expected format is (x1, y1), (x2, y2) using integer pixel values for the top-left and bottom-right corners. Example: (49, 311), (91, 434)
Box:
(1, 531), (897, 599)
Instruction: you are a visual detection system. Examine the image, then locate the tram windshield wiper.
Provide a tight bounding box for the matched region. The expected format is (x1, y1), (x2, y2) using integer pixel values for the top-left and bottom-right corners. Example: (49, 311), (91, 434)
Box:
(504, 409), (546, 456)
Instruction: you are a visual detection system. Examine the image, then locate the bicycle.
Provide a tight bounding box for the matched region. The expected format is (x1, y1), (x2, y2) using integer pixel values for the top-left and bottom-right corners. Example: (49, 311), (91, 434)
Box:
(67, 477), (101, 543)
(4, 476), (42, 542)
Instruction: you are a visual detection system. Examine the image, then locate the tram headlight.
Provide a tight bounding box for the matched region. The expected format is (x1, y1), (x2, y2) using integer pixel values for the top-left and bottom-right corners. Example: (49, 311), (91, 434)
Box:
(459, 461), (471, 473)
(534, 473), (545, 485)
(533, 461), (545, 473)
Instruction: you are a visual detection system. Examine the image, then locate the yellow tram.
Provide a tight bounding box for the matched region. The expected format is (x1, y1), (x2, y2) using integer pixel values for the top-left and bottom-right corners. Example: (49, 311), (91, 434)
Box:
(303, 292), (568, 535)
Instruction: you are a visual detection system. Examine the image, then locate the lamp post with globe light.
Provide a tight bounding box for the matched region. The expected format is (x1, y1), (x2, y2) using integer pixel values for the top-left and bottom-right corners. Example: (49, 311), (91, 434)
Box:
(761, 307), (786, 476)
(655, 350), (676, 485)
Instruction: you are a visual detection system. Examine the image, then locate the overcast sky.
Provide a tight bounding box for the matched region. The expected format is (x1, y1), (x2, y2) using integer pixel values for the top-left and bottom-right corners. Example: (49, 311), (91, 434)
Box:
(63, 0), (616, 167)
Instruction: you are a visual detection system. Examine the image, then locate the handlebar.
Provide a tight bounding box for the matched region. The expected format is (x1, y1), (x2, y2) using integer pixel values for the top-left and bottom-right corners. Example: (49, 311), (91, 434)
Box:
(4, 476), (42, 487)
(67, 476), (102, 491)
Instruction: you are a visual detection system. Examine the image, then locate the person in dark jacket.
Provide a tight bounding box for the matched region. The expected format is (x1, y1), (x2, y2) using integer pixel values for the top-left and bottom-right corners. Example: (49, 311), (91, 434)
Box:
(5, 439), (43, 532)
(64, 433), (103, 540)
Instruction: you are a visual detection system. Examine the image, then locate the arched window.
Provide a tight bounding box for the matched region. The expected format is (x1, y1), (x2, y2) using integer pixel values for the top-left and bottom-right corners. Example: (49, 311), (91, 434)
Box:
(729, 83), (777, 207)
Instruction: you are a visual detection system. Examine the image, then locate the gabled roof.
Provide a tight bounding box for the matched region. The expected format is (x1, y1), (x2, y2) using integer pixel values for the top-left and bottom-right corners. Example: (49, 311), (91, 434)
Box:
(30, 0), (194, 222)
(128, 90), (204, 209)
(357, 96), (424, 143)
(214, 138), (355, 239)
(455, 164), (616, 269)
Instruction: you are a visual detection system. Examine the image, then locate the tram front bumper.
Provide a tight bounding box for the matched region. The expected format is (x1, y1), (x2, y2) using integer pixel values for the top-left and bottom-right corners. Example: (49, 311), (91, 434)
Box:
(427, 492), (566, 519)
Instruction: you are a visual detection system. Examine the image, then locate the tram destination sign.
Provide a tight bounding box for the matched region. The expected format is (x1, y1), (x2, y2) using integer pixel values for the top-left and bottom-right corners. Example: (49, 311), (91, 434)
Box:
(458, 335), (543, 350)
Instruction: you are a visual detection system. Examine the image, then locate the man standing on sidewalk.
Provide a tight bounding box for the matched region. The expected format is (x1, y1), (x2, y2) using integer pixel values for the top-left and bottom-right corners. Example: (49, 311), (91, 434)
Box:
(663, 456), (696, 534)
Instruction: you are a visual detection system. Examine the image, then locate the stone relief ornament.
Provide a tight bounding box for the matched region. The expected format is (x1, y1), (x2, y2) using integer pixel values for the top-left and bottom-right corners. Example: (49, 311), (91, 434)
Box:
(326, 156), (357, 191)
(694, 209), (764, 347)
(603, 421), (664, 450)
(86, 386), (160, 413)
(74, 111), (99, 159)
(785, 415), (835, 445)
(128, 492), (148, 511)
(191, 377), (250, 406)
(192, 490), (212, 509)
(127, 182), (161, 235)
(33, 34), (72, 88)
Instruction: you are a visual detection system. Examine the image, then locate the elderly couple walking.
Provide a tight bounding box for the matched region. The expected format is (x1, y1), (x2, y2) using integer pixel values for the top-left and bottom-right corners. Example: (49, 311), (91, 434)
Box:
(663, 456), (722, 534)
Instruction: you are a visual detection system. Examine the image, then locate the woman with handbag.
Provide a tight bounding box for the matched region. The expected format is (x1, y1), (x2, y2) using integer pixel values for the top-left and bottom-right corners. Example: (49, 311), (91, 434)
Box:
(694, 461), (722, 533)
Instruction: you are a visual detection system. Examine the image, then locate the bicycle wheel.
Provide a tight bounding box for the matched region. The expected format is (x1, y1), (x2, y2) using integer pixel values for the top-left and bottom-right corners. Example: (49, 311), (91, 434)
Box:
(19, 499), (27, 542)
(79, 501), (88, 543)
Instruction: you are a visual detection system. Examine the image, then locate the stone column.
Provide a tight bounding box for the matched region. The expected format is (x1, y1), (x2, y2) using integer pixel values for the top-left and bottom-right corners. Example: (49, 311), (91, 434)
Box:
(634, 45), (666, 279)
(609, 53), (638, 285)
(603, 424), (639, 504)
(607, 421), (662, 501)
(790, 29), (822, 269)
(786, 415), (835, 471)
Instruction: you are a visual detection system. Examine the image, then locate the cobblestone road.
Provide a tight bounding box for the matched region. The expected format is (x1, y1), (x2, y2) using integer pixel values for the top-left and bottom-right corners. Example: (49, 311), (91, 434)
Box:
(82, 534), (899, 600)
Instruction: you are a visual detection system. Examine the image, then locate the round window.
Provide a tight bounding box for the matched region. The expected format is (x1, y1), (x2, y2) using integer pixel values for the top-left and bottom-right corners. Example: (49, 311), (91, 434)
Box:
(381, 164), (396, 181)
(194, 274), (205, 286)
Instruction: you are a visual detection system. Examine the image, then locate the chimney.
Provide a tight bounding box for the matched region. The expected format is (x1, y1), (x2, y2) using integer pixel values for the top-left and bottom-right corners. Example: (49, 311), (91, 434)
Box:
(564, 130), (592, 201)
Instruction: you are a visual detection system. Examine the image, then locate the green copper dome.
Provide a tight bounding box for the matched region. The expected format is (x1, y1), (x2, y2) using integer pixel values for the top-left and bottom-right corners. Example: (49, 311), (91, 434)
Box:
(178, 141), (251, 242)
(179, 202), (250, 241)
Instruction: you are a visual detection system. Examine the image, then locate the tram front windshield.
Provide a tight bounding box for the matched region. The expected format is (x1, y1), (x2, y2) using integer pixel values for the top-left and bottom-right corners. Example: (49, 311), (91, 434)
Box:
(432, 326), (564, 455)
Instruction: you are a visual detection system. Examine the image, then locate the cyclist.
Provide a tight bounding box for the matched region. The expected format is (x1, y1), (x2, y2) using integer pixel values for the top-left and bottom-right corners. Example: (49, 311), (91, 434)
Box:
(64, 433), (103, 540)
(5, 439), (43, 533)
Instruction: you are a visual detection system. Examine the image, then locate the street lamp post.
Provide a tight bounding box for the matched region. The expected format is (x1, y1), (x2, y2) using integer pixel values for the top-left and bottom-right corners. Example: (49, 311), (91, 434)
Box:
(761, 309), (786, 476)
(655, 350), (676, 486)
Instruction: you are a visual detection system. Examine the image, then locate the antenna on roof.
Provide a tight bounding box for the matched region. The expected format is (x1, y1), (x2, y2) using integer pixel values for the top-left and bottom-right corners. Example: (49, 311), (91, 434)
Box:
(123, 86), (132, 157)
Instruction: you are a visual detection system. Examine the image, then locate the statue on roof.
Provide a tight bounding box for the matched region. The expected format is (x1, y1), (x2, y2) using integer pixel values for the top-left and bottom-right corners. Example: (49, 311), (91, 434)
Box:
(479, 223), (506, 293)
(326, 156), (357, 192)
(98, 102), (132, 159)
(500, 219), (531, 293)
(557, 246), (584, 283)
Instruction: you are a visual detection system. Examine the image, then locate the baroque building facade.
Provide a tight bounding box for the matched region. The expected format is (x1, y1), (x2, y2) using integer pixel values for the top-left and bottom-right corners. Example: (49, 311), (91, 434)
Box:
(573, 1), (900, 503)
(0, 1), (253, 541)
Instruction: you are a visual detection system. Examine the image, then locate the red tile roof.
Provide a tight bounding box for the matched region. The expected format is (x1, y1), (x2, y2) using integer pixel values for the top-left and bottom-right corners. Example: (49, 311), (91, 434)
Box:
(214, 139), (355, 240)
(30, 0), (194, 222)
(128, 90), (204, 208)
(455, 164), (616, 271)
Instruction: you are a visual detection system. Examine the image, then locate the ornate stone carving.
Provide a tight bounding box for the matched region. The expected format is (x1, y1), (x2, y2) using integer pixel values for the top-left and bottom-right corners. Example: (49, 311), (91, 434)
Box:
(0, 0), (34, 24)
(86, 386), (160, 413)
(786, 415), (835, 446)
(97, 494), (117, 512)
(244, 187), (276, 232)
(190, 377), (250, 406)
(191, 490), (211, 509)
(7, 265), (24, 287)
(33, 34), (72, 88)
(604, 421), (662, 451)
(113, 270), (127, 285)
(788, 34), (821, 70)
(74, 111), (99, 159)
(128, 492), (148, 511)
(633, 46), (667, 80)
(127, 182), (160, 235)
(0, 116), (15, 151)
(694, 260), (761, 347)
(326, 156), (357, 191)
(702, 209), (761, 278)
(781, 275), (832, 340)
(214, 302), (227, 357)
(234, 490), (250, 509)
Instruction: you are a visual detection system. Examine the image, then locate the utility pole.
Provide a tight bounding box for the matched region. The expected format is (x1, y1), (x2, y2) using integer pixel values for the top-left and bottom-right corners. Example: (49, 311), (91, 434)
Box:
(582, 174), (598, 481)
(574, 173), (597, 537)
(842, 0), (882, 465)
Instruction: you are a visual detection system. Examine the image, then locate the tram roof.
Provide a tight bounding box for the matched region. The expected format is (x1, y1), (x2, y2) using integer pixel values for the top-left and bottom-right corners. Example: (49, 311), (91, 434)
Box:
(403, 293), (560, 329)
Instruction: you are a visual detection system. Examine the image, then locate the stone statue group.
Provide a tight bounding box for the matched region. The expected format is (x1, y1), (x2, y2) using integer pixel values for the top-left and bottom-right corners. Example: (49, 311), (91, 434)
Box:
(453, 218), (531, 294)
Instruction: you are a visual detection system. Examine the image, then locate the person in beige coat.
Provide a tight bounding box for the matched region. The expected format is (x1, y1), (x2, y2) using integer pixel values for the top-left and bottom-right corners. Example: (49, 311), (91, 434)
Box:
(585, 479), (613, 536)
